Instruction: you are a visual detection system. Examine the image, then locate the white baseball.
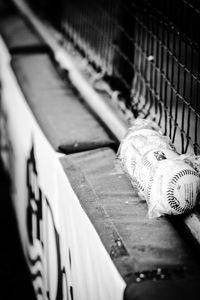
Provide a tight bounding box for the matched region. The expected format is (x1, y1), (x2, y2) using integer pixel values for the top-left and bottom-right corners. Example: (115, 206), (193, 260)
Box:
(135, 148), (179, 193)
(119, 130), (178, 195)
(148, 159), (200, 216)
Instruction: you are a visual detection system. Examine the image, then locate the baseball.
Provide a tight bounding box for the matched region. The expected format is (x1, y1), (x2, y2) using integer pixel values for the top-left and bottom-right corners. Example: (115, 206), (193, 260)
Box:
(119, 129), (176, 175)
(147, 159), (200, 217)
(118, 120), (200, 217)
(135, 148), (179, 193)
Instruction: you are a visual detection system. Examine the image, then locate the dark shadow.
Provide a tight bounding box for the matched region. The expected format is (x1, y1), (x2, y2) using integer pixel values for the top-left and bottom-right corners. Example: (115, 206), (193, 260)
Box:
(0, 158), (36, 300)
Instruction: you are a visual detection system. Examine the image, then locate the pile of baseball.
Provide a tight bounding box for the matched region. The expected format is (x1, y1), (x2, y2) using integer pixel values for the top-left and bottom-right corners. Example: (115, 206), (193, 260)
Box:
(118, 119), (200, 218)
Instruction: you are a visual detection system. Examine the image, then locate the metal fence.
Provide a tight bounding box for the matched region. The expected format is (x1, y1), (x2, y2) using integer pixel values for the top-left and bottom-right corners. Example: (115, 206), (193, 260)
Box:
(26, 0), (200, 154)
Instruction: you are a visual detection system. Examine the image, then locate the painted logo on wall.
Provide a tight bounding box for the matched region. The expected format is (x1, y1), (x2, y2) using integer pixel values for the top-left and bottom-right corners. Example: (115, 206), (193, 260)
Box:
(26, 144), (73, 300)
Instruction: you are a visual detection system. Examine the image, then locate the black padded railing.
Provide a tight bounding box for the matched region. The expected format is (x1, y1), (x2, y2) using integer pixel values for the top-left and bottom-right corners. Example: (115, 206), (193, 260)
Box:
(25, 0), (200, 155)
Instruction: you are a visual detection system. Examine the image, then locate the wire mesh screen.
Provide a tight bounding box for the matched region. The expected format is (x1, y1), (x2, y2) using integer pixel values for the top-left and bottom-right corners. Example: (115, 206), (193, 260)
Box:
(130, 0), (200, 155)
(26, 0), (200, 154)
(58, 0), (135, 100)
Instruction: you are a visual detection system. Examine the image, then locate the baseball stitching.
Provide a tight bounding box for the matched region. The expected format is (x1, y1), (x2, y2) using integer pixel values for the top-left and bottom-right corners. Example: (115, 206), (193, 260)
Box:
(167, 169), (199, 213)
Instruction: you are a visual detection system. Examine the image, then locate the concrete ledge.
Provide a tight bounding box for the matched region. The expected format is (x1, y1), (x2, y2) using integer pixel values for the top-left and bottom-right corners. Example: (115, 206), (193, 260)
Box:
(60, 148), (199, 270)
(0, 7), (47, 53)
(60, 147), (200, 299)
(11, 53), (115, 152)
